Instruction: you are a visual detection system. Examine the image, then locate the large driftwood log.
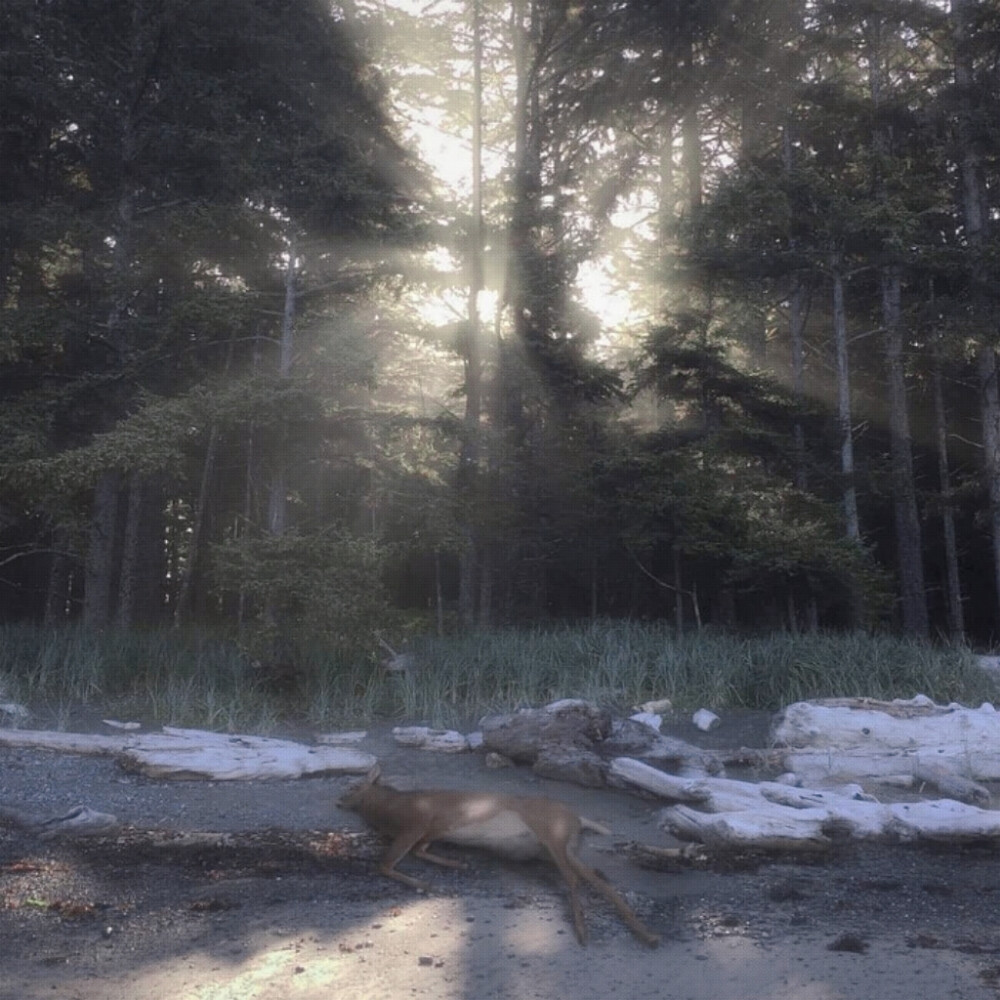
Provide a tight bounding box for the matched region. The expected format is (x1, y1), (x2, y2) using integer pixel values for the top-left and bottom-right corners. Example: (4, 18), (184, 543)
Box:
(772, 696), (1000, 789)
(124, 729), (376, 780)
(773, 696), (999, 748)
(0, 727), (376, 780)
(479, 700), (725, 784)
(663, 803), (834, 851)
(611, 756), (1000, 847)
(479, 701), (612, 763)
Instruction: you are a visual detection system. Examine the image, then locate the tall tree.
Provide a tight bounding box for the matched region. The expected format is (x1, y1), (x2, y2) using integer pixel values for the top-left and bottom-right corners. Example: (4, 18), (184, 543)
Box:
(865, 6), (929, 636)
(0, 0), (420, 638)
(952, 0), (1000, 629)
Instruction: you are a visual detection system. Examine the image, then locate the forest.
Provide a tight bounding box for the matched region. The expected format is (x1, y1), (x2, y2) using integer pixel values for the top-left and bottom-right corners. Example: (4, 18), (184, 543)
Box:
(3, 0), (1000, 662)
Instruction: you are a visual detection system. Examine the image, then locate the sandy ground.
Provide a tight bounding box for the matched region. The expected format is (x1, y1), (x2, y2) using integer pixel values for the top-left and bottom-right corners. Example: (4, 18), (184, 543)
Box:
(1, 708), (999, 1000)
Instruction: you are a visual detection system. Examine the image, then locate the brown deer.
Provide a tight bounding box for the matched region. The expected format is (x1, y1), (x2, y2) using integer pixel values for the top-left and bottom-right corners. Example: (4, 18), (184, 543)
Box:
(339, 765), (660, 947)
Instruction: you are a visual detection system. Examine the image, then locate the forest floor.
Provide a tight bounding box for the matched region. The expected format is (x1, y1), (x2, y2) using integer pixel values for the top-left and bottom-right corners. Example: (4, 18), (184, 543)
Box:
(1, 706), (999, 1000)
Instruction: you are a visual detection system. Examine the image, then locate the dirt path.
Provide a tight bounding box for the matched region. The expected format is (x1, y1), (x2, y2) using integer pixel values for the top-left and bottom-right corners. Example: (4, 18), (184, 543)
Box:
(2, 712), (999, 999)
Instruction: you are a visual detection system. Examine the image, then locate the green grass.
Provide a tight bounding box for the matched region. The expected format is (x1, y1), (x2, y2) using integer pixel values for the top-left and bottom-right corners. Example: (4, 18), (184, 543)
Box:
(399, 623), (998, 725)
(0, 621), (995, 732)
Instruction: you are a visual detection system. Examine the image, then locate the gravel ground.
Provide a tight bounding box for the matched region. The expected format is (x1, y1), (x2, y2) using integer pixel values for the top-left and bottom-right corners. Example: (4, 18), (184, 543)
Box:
(2, 708), (999, 1000)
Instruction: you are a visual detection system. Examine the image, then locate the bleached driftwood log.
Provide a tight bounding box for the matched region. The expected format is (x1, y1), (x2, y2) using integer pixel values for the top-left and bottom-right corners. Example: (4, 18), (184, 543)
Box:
(662, 803), (835, 850)
(0, 727), (376, 780)
(772, 696), (1000, 794)
(391, 726), (475, 752)
(611, 756), (1000, 847)
(0, 729), (126, 754)
(124, 729), (377, 779)
(773, 696), (999, 752)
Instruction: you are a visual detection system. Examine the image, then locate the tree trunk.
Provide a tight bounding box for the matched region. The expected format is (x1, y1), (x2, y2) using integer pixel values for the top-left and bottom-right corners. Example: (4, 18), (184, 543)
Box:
(590, 552), (599, 619)
(266, 231), (297, 542)
(83, 188), (132, 629)
(831, 263), (865, 629)
(174, 423), (219, 627)
(672, 546), (684, 632)
(116, 474), (145, 628)
(952, 0), (1000, 628)
(478, 541), (494, 629)
(783, 126), (809, 492)
(789, 276), (809, 491)
(458, 533), (478, 631)
(681, 24), (701, 217)
(457, 0), (485, 631)
(434, 548), (445, 636)
(831, 265), (859, 542)
(82, 4), (156, 630)
(880, 266), (928, 637)
(931, 341), (965, 643)
(866, 14), (928, 637)
(175, 332), (236, 627)
(44, 528), (74, 625)
(237, 415), (256, 633)
(978, 347), (1000, 612)
(83, 472), (121, 628)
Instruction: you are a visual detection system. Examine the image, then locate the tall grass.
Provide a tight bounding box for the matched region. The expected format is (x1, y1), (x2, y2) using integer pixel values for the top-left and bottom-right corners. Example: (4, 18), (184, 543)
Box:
(0, 621), (995, 731)
(400, 622), (998, 725)
(0, 625), (274, 732)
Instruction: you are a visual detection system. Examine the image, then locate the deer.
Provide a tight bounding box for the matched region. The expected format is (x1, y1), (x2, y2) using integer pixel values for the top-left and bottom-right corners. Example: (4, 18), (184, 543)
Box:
(339, 765), (660, 948)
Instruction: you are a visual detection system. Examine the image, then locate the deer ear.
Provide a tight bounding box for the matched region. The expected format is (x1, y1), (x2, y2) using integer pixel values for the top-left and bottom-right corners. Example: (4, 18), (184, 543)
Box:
(365, 762), (381, 786)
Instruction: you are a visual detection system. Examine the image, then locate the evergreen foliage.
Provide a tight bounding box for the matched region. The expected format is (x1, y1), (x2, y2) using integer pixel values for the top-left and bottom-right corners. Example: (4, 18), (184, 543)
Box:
(2, 0), (1000, 660)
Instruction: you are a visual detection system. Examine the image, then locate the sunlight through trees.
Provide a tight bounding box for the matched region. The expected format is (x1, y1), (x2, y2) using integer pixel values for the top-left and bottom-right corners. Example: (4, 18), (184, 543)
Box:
(2, 0), (1000, 651)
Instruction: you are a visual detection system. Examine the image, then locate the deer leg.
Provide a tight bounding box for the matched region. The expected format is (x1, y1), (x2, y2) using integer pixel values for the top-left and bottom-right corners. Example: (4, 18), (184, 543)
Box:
(412, 840), (469, 869)
(567, 853), (660, 948)
(538, 838), (589, 945)
(377, 828), (435, 892)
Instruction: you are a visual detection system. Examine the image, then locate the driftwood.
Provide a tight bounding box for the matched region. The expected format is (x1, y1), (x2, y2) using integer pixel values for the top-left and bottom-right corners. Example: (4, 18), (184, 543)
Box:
(773, 696), (1000, 791)
(773, 695), (999, 745)
(0, 727), (376, 780)
(533, 745), (607, 787)
(480, 701), (612, 763)
(478, 700), (725, 785)
(391, 726), (476, 753)
(611, 756), (1000, 847)
(691, 709), (721, 732)
(779, 749), (996, 802)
